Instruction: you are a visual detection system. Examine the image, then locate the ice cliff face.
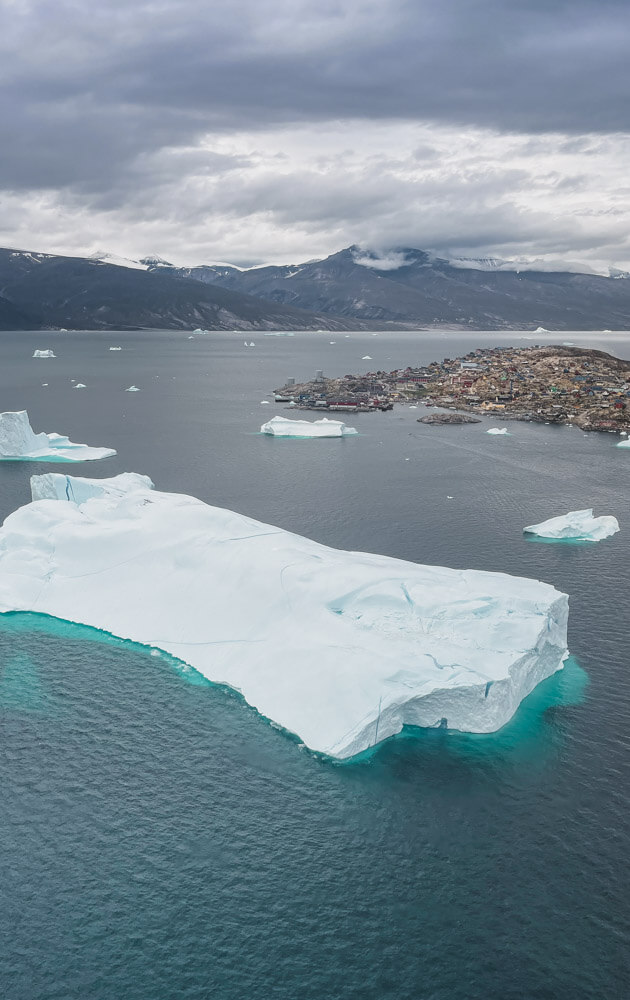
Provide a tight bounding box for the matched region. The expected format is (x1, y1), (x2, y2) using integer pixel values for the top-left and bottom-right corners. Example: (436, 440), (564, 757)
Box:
(0, 475), (569, 759)
(261, 415), (358, 437)
(524, 508), (619, 542)
(0, 411), (116, 462)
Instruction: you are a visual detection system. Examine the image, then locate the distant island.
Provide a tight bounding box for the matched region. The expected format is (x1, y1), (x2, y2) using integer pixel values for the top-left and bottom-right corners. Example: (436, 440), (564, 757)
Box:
(275, 345), (630, 433)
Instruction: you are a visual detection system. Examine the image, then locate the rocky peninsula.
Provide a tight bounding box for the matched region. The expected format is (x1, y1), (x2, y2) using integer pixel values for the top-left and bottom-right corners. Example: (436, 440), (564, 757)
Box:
(275, 345), (630, 434)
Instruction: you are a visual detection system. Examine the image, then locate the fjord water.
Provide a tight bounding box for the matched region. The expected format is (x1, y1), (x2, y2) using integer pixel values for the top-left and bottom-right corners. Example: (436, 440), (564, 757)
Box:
(1, 329), (629, 999)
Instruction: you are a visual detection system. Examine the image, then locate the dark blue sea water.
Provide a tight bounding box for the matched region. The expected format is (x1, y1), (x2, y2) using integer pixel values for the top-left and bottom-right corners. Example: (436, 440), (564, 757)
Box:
(1, 329), (629, 999)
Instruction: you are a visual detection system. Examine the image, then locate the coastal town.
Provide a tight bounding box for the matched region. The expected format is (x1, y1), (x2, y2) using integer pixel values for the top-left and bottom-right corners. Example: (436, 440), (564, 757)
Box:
(274, 344), (630, 433)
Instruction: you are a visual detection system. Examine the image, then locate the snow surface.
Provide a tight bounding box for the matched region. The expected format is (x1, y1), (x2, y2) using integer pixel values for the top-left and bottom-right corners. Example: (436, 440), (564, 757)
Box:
(0, 411), (116, 462)
(487, 427), (509, 435)
(32, 350), (55, 358)
(523, 508), (619, 542)
(261, 416), (358, 438)
(0, 475), (569, 759)
(89, 251), (148, 271)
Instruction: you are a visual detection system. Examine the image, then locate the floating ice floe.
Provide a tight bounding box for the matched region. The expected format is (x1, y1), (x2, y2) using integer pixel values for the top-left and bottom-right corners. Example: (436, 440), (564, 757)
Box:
(125, 385), (140, 392)
(616, 437), (630, 448)
(487, 427), (510, 435)
(0, 474), (569, 759)
(109, 346), (122, 351)
(260, 400), (270, 405)
(361, 355), (372, 360)
(0, 410), (116, 462)
(534, 326), (549, 333)
(192, 328), (209, 335)
(261, 415), (358, 438)
(33, 350), (56, 358)
(74, 383), (87, 389)
(523, 508), (619, 542)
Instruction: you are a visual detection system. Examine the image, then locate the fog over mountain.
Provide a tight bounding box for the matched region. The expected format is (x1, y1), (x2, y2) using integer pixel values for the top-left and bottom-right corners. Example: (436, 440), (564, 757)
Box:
(1, 1), (630, 274)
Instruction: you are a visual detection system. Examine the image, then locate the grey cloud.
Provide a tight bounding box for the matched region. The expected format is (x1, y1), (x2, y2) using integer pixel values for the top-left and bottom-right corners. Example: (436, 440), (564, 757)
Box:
(1, 0), (630, 198)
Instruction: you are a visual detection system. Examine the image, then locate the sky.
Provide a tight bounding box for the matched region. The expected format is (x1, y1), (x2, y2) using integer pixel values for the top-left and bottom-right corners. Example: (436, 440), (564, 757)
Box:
(2, 0), (630, 268)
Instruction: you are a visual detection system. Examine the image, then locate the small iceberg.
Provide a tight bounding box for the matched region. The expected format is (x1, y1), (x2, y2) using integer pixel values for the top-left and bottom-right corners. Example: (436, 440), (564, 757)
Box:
(192, 328), (209, 335)
(361, 355), (372, 361)
(524, 508), (619, 542)
(534, 326), (549, 333)
(487, 427), (509, 435)
(0, 473), (570, 759)
(74, 383), (87, 390)
(33, 350), (56, 358)
(109, 346), (122, 351)
(125, 385), (140, 392)
(260, 400), (270, 405)
(0, 410), (116, 462)
(261, 415), (358, 438)
(616, 437), (630, 448)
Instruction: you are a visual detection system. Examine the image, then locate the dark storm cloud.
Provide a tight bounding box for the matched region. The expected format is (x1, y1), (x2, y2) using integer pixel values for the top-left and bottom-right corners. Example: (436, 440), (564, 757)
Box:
(1, 0), (630, 196)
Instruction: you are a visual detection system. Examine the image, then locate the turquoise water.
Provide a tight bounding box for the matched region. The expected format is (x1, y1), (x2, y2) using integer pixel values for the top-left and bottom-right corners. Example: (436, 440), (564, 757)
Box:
(1, 329), (630, 998)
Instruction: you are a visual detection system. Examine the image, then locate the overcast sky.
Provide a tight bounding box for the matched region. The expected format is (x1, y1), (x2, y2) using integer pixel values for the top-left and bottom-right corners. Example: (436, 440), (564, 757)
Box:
(2, 0), (630, 267)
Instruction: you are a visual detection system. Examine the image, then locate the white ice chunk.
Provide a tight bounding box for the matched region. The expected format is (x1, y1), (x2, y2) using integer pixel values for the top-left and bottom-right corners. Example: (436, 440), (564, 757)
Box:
(524, 508), (619, 542)
(0, 410), (116, 462)
(31, 472), (153, 503)
(487, 427), (509, 435)
(33, 350), (56, 358)
(616, 437), (630, 448)
(74, 383), (87, 389)
(361, 355), (372, 360)
(0, 477), (569, 759)
(125, 385), (140, 392)
(109, 346), (122, 351)
(261, 415), (358, 438)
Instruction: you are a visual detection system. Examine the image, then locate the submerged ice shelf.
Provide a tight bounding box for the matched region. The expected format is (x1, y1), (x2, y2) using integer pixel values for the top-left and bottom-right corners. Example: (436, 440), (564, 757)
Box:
(524, 508), (619, 542)
(261, 415), (358, 438)
(0, 474), (569, 759)
(0, 411), (116, 462)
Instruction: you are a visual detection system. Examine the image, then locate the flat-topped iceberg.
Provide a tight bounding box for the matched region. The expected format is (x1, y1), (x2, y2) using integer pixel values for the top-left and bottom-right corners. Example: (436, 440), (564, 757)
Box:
(33, 349), (55, 358)
(524, 508), (619, 542)
(487, 427), (509, 435)
(261, 415), (358, 438)
(0, 474), (569, 759)
(0, 410), (116, 462)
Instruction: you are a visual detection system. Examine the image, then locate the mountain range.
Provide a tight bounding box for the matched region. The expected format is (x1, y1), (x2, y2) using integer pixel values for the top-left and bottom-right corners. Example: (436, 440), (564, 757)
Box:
(0, 248), (360, 332)
(2, 244), (630, 331)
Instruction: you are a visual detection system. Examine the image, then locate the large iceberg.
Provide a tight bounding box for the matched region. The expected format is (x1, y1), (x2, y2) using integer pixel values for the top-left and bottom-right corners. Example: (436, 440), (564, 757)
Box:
(261, 415), (358, 438)
(523, 508), (619, 542)
(0, 474), (569, 759)
(0, 410), (116, 462)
